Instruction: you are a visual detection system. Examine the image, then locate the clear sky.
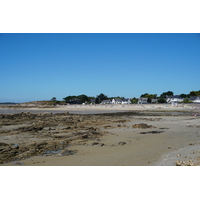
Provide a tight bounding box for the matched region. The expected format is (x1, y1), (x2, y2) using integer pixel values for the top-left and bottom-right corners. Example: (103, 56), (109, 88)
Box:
(0, 33), (200, 102)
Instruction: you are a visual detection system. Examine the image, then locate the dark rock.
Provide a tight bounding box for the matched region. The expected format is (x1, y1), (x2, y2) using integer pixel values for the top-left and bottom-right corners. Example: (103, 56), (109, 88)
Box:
(91, 131), (100, 135)
(92, 142), (99, 146)
(12, 145), (19, 150)
(62, 126), (71, 130)
(139, 131), (163, 134)
(0, 147), (6, 152)
(0, 142), (9, 147)
(49, 127), (55, 130)
(159, 128), (169, 129)
(10, 149), (19, 155)
(88, 127), (97, 131)
(1, 146), (12, 153)
(118, 142), (126, 145)
(82, 134), (88, 139)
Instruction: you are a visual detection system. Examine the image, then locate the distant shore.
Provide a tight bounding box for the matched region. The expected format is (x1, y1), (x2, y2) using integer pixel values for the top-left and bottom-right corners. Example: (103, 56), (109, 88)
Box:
(1, 103), (200, 115)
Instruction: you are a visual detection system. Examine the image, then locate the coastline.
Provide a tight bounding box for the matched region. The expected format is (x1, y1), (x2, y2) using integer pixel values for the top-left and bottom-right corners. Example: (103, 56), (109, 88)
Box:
(0, 104), (200, 166)
(1, 103), (200, 114)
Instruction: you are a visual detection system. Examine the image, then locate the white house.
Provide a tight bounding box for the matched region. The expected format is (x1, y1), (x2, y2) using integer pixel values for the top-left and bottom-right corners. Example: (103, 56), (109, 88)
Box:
(190, 96), (200, 103)
(101, 100), (112, 104)
(166, 95), (183, 103)
(122, 98), (132, 104)
(112, 98), (122, 104)
(111, 98), (131, 104)
(138, 98), (148, 104)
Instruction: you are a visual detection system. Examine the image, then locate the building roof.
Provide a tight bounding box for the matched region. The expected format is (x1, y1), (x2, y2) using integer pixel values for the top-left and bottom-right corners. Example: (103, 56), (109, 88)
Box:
(101, 100), (111, 103)
(113, 98), (123, 102)
(139, 98), (148, 100)
(123, 98), (130, 101)
(190, 96), (200, 100)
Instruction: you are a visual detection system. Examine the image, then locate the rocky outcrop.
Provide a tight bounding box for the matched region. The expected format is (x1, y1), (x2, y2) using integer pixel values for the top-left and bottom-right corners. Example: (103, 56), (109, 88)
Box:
(132, 123), (156, 129)
(0, 112), (134, 164)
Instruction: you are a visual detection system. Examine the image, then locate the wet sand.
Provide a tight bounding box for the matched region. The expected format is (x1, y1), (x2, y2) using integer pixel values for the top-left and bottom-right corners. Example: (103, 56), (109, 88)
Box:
(9, 116), (200, 166)
(0, 104), (200, 166)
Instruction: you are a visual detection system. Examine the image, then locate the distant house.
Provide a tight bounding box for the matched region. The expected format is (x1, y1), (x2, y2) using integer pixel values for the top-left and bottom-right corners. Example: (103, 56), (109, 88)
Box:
(138, 98), (148, 104)
(112, 98), (122, 104)
(90, 99), (95, 104)
(111, 98), (131, 104)
(101, 100), (112, 104)
(122, 98), (132, 104)
(166, 95), (183, 103)
(190, 96), (200, 103)
(68, 98), (82, 104)
(151, 99), (158, 103)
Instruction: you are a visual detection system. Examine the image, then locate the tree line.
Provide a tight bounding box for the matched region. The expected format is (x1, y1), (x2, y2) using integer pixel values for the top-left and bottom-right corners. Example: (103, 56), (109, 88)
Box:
(50, 90), (200, 104)
(50, 93), (125, 105)
(140, 90), (200, 103)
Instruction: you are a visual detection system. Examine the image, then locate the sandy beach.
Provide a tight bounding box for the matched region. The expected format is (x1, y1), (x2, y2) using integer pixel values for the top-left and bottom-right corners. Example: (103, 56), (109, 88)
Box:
(0, 104), (200, 166)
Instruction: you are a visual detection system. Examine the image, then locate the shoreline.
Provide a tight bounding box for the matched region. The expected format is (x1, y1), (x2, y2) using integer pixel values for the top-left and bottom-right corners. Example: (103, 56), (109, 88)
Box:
(1, 105), (200, 166)
(1, 103), (200, 115)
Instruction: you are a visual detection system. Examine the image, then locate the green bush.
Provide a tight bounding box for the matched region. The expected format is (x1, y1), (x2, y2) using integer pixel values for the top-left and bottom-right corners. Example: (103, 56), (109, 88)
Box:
(158, 98), (166, 103)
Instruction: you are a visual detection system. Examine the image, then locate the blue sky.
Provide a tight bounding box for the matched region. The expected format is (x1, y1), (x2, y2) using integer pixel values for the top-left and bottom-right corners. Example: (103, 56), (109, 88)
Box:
(0, 33), (200, 102)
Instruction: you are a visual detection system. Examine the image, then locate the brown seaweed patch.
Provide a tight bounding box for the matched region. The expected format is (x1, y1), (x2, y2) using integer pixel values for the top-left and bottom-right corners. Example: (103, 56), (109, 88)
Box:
(132, 123), (156, 129)
(139, 131), (164, 134)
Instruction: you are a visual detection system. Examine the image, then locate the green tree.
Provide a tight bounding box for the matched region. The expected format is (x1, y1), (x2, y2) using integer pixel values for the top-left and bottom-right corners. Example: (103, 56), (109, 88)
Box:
(77, 94), (89, 103)
(180, 94), (189, 98)
(131, 97), (138, 104)
(51, 97), (57, 101)
(95, 93), (108, 104)
(95, 98), (99, 104)
(140, 93), (149, 98)
(160, 91), (174, 98)
(182, 98), (190, 103)
(63, 96), (77, 103)
(158, 98), (167, 103)
(140, 93), (157, 103)
(190, 90), (200, 96)
(88, 96), (95, 104)
(190, 91), (196, 96)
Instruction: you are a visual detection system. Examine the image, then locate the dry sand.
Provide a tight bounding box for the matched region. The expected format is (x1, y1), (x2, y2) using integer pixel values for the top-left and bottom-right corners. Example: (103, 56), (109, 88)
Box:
(0, 104), (200, 166)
